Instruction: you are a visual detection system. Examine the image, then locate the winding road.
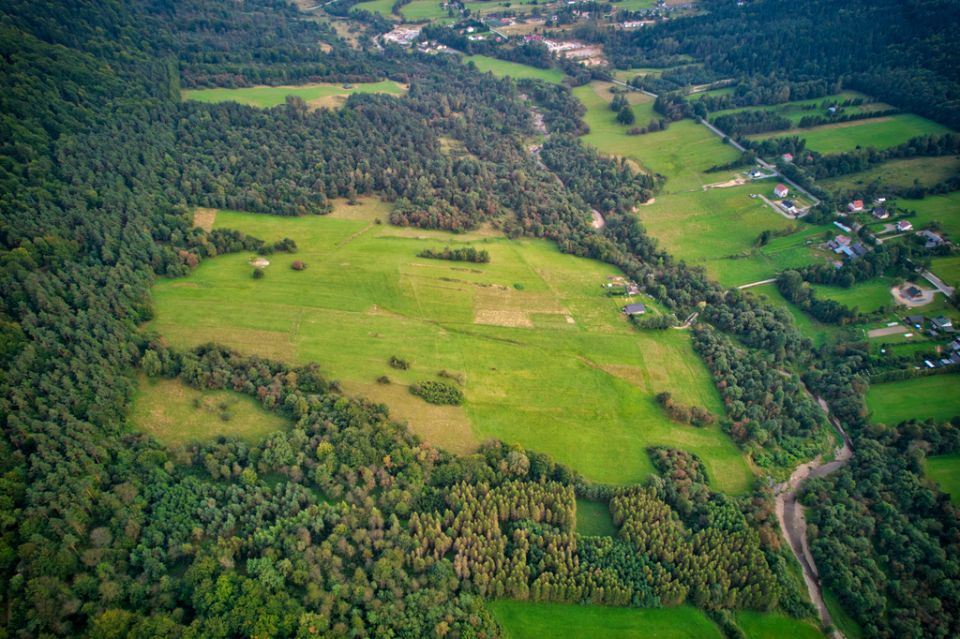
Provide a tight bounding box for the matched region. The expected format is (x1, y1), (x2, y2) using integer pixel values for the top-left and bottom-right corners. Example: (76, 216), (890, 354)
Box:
(775, 398), (854, 638)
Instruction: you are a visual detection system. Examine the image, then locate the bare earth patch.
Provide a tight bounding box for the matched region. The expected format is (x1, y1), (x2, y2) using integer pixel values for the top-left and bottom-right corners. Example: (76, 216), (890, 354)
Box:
(250, 257), (271, 268)
(193, 207), (217, 231)
(868, 324), (909, 338)
(475, 309), (533, 328)
(703, 176), (747, 190)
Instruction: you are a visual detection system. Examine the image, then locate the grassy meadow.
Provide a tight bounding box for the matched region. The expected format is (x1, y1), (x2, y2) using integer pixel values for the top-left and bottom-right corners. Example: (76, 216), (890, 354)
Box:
(749, 113), (950, 154)
(182, 81), (406, 109)
(818, 156), (960, 195)
(735, 611), (825, 639)
(575, 498), (617, 536)
(901, 191), (960, 239)
(149, 201), (753, 492)
(352, 0), (397, 17)
(131, 377), (287, 446)
(400, 0), (450, 20)
(463, 55), (565, 83)
(866, 374), (960, 426)
(930, 255), (960, 289)
(811, 277), (896, 314)
(751, 284), (846, 347)
(489, 601), (725, 639)
(925, 453), (960, 505)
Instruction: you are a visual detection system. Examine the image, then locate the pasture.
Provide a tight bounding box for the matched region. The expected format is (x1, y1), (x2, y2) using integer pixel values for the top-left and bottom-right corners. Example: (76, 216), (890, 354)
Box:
(181, 81), (406, 109)
(735, 611), (825, 639)
(352, 0), (397, 17)
(930, 255), (960, 289)
(463, 55), (565, 84)
(400, 0), (450, 20)
(488, 601), (725, 639)
(818, 156), (960, 196)
(901, 191), (960, 239)
(130, 377), (287, 446)
(573, 81), (741, 192)
(866, 374), (960, 426)
(749, 113), (951, 154)
(811, 277), (896, 314)
(925, 453), (960, 505)
(149, 201), (753, 492)
(575, 498), (617, 536)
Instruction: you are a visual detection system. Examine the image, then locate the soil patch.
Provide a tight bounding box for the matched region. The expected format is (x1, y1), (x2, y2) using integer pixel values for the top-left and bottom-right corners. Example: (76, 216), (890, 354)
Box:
(193, 207), (217, 231)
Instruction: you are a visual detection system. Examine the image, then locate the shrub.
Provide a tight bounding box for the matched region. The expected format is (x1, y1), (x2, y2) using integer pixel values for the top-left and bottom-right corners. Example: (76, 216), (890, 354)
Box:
(252, 268), (265, 279)
(376, 375), (391, 384)
(410, 381), (464, 405)
(291, 260), (307, 271)
(388, 356), (410, 370)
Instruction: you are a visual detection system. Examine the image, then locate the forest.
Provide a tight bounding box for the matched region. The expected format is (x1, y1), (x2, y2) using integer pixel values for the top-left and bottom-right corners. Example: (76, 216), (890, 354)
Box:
(1, 0), (959, 638)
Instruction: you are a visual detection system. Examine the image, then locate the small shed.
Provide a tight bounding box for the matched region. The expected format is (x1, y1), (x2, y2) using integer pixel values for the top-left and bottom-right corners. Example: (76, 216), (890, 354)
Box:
(622, 303), (647, 316)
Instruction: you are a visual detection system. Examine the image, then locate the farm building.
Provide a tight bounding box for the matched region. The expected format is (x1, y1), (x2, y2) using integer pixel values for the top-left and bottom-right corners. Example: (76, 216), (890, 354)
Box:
(773, 183), (789, 198)
(847, 200), (864, 212)
(872, 207), (889, 220)
(905, 286), (923, 300)
(918, 230), (946, 248)
(932, 316), (954, 331)
(897, 220), (914, 232)
(622, 303), (646, 316)
(907, 315), (924, 327)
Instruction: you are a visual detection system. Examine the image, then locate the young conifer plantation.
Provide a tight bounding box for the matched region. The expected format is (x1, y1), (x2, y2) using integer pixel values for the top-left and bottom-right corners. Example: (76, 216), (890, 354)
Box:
(1, 1), (959, 638)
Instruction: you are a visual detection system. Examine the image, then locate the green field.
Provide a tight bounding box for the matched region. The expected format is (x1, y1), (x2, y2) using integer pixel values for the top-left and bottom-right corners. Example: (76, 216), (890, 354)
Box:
(709, 91), (876, 124)
(463, 55), (565, 83)
(930, 255), (960, 289)
(812, 277), (896, 314)
(751, 284), (845, 347)
(866, 374), (960, 426)
(400, 0), (450, 20)
(131, 377), (287, 446)
(735, 611), (825, 639)
(573, 81), (741, 192)
(926, 453), (960, 505)
(818, 156), (960, 195)
(900, 191), (960, 239)
(150, 202), (753, 492)
(489, 601), (725, 639)
(575, 498), (617, 536)
(181, 81), (406, 109)
(749, 113), (951, 154)
(352, 0), (397, 17)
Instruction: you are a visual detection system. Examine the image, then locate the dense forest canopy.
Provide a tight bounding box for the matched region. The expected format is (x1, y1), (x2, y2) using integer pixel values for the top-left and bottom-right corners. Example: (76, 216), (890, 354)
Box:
(1, 1), (959, 638)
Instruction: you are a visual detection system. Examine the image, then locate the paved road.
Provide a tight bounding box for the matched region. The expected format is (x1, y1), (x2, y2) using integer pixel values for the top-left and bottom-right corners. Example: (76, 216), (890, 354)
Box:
(737, 278), (777, 290)
(920, 269), (956, 297)
(610, 78), (658, 98)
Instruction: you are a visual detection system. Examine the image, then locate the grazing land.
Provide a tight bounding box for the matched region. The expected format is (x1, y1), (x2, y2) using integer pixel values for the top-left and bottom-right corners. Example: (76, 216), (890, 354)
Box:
(925, 453), (960, 505)
(818, 156), (960, 195)
(811, 277), (896, 314)
(463, 55), (565, 84)
(351, 0), (397, 17)
(901, 191), (960, 239)
(488, 601), (725, 639)
(866, 374), (960, 426)
(930, 255), (960, 289)
(400, 0), (450, 21)
(150, 201), (753, 492)
(748, 113), (951, 154)
(181, 81), (407, 109)
(734, 611), (825, 639)
(130, 376), (288, 446)
(575, 498), (617, 536)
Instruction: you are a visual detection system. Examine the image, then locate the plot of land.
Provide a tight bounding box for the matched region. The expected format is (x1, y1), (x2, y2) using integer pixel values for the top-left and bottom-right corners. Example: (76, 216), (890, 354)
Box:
(575, 498), (617, 536)
(131, 376), (288, 446)
(181, 81), (407, 109)
(735, 611), (825, 639)
(489, 601), (724, 639)
(866, 374), (960, 426)
(930, 255), (960, 289)
(150, 200), (753, 492)
(925, 452), (960, 505)
(351, 0), (397, 17)
(751, 283), (846, 347)
(399, 0), (450, 20)
(749, 113), (950, 155)
(818, 156), (960, 195)
(811, 277), (896, 314)
(900, 191), (960, 239)
(463, 55), (565, 84)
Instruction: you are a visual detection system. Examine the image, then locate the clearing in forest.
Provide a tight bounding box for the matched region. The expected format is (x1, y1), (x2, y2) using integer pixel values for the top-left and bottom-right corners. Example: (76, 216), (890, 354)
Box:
(130, 376), (288, 446)
(149, 199), (754, 493)
(181, 80), (407, 109)
(463, 55), (566, 84)
(925, 452), (960, 505)
(866, 374), (960, 426)
(574, 497), (617, 536)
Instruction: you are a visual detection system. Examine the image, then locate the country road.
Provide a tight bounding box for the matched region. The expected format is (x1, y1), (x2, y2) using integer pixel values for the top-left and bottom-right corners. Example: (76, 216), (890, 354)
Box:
(920, 269), (956, 297)
(737, 278), (777, 290)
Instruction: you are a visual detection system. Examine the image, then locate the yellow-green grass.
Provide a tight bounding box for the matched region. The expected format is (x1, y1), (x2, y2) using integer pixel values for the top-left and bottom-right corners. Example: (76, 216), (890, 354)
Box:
(818, 156), (960, 195)
(464, 0), (542, 16)
(150, 202), (753, 492)
(823, 588), (864, 639)
(612, 67), (666, 82)
(735, 611), (826, 639)
(489, 601), (724, 639)
(636, 183), (827, 287)
(749, 113), (951, 155)
(352, 0), (397, 17)
(811, 277), (896, 314)
(181, 81), (406, 109)
(866, 374), (960, 426)
(463, 55), (565, 84)
(901, 191), (960, 239)
(575, 498), (617, 536)
(709, 91), (875, 124)
(684, 86), (736, 102)
(751, 284), (845, 347)
(930, 256), (960, 289)
(925, 453), (960, 505)
(400, 0), (450, 20)
(130, 377), (287, 446)
(610, 0), (657, 9)
(574, 82), (741, 192)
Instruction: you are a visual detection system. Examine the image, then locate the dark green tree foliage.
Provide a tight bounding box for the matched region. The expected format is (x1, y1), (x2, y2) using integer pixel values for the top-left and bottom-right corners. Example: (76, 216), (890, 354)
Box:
(417, 246), (490, 263)
(776, 271), (858, 325)
(711, 110), (791, 136)
(410, 380), (464, 405)
(517, 79), (588, 135)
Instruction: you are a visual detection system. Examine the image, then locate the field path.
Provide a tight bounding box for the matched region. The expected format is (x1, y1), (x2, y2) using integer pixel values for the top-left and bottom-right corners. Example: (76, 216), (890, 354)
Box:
(775, 396), (853, 639)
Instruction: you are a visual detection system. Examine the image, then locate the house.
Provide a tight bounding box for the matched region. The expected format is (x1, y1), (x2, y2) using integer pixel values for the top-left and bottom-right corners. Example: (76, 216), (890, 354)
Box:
(896, 220), (913, 232)
(872, 207), (889, 220)
(848, 200), (864, 212)
(834, 221), (852, 233)
(918, 230), (946, 248)
(950, 338), (960, 351)
(904, 285), (923, 300)
(622, 303), (646, 316)
(932, 316), (954, 331)
(907, 315), (924, 328)
(851, 242), (868, 258)
(782, 199), (796, 210)
(749, 168), (763, 178)
(774, 183), (789, 198)
(781, 153), (794, 163)
(835, 234), (851, 246)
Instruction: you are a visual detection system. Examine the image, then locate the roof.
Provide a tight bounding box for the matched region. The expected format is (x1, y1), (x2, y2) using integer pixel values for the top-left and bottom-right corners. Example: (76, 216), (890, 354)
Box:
(905, 286), (922, 297)
(907, 315), (924, 324)
(850, 199), (864, 208)
(933, 315), (953, 326)
(622, 303), (646, 314)
(774, 183), (788, 192)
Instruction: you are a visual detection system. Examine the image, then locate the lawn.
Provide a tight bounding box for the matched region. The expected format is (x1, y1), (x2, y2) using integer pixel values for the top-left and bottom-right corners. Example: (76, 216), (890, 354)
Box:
(901, 191), (960, 240)
(930, 255), (960, 289)
(181, 81), (406, 109)
(925, 453), (960, 505)
(866, 374), (960, 426)
(735, 611), (825, 639)
(130, 376), (287, 446)
(149, 201), (753, 492)
(818, 156), (960, 196)
(574, 82), (741, 193)
(489, 601), (724, 639)
(749, 113), (951, 155)
(636, 183), (826, 287)
(463, 55), (565, 84)
(811, 277), (896, 314)
(400, 0), (450, 20)
(575, 498), (617, 536)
